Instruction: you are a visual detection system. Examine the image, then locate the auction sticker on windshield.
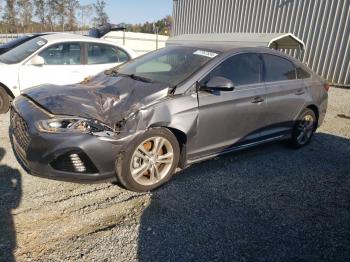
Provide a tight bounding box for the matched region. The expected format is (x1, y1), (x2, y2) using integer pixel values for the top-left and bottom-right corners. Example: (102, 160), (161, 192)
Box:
(193, 50), (218, 58)
(37, 40), (46, 46)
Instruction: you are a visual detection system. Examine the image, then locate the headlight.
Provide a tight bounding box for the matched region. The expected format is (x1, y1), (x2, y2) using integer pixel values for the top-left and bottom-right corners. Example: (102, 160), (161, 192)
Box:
(35, 117), (109, 134)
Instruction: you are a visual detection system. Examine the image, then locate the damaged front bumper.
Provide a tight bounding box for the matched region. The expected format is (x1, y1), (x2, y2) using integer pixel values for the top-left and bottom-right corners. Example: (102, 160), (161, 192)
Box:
(10, 96), (136, 183)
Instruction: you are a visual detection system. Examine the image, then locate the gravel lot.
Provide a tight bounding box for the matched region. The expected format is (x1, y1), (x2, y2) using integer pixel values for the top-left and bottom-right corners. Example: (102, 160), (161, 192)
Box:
(0, 88), (349, 262)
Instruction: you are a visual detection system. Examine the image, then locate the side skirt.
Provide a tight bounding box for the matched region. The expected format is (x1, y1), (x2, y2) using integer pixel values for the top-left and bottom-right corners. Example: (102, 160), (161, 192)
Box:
(186, 134), (289, 166)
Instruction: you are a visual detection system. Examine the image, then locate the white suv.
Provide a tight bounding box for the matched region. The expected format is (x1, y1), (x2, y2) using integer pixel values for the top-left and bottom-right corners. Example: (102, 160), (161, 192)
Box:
(0, 33), (138, 113)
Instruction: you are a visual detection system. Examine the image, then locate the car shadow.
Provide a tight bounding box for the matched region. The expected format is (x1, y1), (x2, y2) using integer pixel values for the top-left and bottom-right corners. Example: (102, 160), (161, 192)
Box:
(137, 132), (350, 261)
(0, 148), (22, 262)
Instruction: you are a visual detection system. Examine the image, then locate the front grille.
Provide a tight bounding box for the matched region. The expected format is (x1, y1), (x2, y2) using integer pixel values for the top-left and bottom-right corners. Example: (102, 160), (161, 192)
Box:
(10, 108), (31, 151)
(50, 151), (98, 174)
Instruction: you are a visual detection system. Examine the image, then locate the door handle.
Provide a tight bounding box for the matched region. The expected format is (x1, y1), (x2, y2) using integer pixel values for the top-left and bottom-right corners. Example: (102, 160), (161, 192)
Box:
(251, 96), (264, 103)
(295, 89), (305, 95)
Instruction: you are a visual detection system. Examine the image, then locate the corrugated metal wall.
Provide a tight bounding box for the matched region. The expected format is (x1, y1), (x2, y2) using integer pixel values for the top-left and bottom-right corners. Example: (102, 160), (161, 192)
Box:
(173, 0), (350, 86)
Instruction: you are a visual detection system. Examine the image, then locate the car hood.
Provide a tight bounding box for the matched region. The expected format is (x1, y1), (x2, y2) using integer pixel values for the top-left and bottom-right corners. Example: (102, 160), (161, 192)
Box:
(23, 73), (170, 127)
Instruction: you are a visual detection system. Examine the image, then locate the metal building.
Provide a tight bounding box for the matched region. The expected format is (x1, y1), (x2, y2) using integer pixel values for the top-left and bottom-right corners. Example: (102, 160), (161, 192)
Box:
(172, 0), (350, 86)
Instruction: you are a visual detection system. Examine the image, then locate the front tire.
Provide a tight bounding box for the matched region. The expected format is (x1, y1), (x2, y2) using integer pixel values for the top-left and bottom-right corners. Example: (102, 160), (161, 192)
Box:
(0, 87), (10, 114)
(116, 128), (180, 192)
(289, 108), (317, 148)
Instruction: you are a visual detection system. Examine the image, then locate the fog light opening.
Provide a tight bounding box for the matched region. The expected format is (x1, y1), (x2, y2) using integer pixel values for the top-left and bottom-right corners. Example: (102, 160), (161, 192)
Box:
(50, 151), (98, 174)
(70, 153), (87, 173)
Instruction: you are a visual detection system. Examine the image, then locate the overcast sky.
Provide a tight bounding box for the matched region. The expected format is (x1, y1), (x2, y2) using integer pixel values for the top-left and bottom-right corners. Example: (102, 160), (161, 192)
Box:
(79, 0), (173, 24)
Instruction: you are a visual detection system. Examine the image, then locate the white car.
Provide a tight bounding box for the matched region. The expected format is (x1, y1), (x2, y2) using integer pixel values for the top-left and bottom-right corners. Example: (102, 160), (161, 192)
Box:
(0, 33), (138, 113)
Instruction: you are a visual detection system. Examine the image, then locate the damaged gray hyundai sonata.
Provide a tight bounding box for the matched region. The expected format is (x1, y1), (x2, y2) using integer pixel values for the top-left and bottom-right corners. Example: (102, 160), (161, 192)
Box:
(10, 44), (328, 192)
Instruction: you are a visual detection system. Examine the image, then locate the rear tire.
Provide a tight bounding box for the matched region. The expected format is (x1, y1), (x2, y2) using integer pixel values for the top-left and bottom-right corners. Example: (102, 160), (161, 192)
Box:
(116, 128), (180, 192)
(289, 108), (317, 148)
(0, 87), (10, 114)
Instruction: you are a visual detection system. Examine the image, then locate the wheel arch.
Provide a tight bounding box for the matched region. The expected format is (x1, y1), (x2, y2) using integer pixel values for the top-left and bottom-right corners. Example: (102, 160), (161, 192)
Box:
(306, 104), (319, 123)
(162, 127), (188, 169)
(148, 124), (188, 168)
(148, 123), (188, 145)
(0, 82), (15, 99)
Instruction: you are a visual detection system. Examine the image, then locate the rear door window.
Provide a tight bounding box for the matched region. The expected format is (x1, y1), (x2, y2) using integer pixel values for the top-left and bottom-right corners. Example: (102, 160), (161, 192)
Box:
(262, 54), (297, 82)
(203, 53), (262, 86)
(87, 43), (129, 64)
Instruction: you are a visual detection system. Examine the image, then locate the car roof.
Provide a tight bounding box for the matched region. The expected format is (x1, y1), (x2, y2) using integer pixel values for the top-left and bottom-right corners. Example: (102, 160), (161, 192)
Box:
(40, 33), (98, 42)
(40, 33), (120, 45)
(171, 42), (302, 63)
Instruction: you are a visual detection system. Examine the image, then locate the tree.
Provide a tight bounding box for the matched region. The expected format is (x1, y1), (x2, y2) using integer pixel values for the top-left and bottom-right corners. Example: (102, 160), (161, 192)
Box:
(126, 16), (173, 36)
(52, 0), (67, 31)
(140, 22), (153, 34)
(17, 0), (33, 27)
(164, 15), (173, 35)
(46, 0), (57, 31)
(93, 0), (109, 26)
(34, 0), (46, 24)
(78, 4), (93, 29)
(66, 0), (79, 31)
(3, 0), (17, 28)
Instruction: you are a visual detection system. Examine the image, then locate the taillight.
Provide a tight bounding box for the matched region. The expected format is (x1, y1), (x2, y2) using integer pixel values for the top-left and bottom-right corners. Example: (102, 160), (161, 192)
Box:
(324, 83), (330, 92)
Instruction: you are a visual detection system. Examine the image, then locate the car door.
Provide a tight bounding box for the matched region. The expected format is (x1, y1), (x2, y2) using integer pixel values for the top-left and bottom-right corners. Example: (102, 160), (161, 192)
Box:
(192, 53), (267, 158)
(83, 43), (130, 77)
(261, 54), (307, 136)
(19, 42), (84, 91)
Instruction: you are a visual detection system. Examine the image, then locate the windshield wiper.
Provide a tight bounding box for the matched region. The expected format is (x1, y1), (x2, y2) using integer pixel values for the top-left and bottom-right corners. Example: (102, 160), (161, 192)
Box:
(105, 69), (154, 83)
(118, 73), (154, 83)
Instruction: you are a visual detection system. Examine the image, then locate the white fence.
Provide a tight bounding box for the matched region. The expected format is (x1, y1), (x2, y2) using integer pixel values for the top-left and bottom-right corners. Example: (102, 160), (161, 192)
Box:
(102, 31), (168, 55)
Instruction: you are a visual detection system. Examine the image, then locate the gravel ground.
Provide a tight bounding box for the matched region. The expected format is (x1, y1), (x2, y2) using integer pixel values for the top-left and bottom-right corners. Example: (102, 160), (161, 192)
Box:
(0, 88), (349, 262)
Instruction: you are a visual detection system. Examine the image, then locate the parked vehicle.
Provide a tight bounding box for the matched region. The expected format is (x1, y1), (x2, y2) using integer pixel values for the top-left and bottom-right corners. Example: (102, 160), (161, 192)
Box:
(10, 44), (328, 192)
(0, 33), (52, 55)
(0, 33), (138, 113)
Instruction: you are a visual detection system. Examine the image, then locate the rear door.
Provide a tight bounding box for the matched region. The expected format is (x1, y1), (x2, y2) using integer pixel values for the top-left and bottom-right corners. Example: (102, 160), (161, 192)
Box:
(192, 53), (267, 158)
(19, 42), (84, 90)
(82, 43), (130, 77)
(261, 54), (307, 136)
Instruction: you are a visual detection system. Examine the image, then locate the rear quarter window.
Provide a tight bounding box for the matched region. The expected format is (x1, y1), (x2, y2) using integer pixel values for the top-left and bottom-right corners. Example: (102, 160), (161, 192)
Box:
(262, 54), (297, 82)
(296, 67), (311, 79)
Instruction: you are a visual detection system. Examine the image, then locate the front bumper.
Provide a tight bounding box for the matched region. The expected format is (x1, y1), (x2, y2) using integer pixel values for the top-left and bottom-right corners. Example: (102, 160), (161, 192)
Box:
(10, 96), (130, 183)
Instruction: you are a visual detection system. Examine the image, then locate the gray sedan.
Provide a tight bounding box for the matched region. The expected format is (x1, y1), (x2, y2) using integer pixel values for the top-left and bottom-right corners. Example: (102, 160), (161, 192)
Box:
(10, 44), (328, 192)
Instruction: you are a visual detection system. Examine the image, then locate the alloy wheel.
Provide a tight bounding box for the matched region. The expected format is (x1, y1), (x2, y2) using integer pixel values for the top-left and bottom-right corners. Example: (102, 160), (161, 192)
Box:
(130, 136), (174, 186)
(296, 114), (315, 145)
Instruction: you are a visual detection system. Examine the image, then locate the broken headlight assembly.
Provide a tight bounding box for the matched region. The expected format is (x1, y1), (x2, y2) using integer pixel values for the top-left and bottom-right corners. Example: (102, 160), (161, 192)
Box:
(35, 117), (111, 134)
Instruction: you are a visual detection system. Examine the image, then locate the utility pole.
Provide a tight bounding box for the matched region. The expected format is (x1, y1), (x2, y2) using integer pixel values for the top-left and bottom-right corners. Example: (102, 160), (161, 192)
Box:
(153, 23), (159, 50)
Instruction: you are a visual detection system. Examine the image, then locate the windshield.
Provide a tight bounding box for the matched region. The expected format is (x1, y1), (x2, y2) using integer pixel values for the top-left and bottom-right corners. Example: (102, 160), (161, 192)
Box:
(0, 37), (47, 64)
(112, 46), (220, 86)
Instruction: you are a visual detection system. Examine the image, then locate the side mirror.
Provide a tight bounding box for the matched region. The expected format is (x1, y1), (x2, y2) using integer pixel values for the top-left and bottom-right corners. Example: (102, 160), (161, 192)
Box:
(30, 55), (45, 66)
(204, 76), (235, 91)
